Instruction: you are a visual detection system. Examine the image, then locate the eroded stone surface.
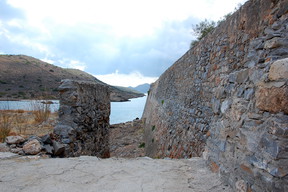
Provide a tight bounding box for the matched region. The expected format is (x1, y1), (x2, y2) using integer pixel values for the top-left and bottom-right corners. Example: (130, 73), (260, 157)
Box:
(256, 84), (288, 114)
(0, 155), (232, 192)
(23, 139), (42, 155)
(5, 136), (25, 144)
(269, 58), (288, 81)
(142, 0), (288, 191)
(54, 80), (110, 158)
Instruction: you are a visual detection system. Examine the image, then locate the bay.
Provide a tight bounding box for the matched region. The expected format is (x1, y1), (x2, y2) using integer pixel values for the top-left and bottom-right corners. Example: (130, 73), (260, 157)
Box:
(110, 95), (147, 124)
(0, 100), (60, 112)
(0, 96), (147, 124)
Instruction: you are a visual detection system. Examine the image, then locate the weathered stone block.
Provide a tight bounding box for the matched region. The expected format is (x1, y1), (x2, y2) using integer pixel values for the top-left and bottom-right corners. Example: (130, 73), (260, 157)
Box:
(54, 80), (110, 158)
(235, 180), (247, 192)
(268, 58), (288, 81)
(221, 99), (232, 114)
(23, 139), (42, 155)
(5, 136), (25, 144)
(0, 143), (10, 152)
(264, 37), (283, 49)
(236, 69), (249, 84)
(256, 84), (288, 114)
(52, 140), (65, 156)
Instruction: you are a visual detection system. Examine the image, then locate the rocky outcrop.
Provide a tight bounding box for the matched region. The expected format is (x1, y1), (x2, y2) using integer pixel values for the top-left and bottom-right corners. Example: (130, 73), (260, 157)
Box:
(143, 0), (288, 191)
(54, 79), (110, 158)
(110, 119), (145, 158)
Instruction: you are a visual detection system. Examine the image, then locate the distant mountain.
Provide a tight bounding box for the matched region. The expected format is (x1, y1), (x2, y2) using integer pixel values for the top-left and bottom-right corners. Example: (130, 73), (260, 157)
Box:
(0, 55), (144, 101)
(129, 83), (150, 94)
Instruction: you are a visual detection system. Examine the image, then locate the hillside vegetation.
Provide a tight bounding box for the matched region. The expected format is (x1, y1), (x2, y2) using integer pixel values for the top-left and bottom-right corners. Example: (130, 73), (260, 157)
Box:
(0, 55), (144, 101)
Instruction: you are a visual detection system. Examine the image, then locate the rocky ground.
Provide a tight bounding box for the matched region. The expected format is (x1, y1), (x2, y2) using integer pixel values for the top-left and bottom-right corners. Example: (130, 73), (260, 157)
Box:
(0, 116), (232, 192)
(0, 152), (232, 192)
(0, 113), (145, 157)
(109, 119), (145, 158)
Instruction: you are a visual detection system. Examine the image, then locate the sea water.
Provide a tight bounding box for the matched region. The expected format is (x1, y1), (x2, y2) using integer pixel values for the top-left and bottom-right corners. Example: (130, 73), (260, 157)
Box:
(0, 96), (147, 124)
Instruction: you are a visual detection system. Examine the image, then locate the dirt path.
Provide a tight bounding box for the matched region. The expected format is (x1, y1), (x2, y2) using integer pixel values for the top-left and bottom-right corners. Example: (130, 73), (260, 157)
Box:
(0, 152), (231, 192)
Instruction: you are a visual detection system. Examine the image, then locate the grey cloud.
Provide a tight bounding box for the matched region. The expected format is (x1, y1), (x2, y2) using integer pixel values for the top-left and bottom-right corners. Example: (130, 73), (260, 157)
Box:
(1, 3), (199, 78)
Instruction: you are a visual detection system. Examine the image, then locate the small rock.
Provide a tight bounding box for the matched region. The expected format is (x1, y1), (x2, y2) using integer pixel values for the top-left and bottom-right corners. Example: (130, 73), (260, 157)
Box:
(41, 134), (52, 144)
(23, 139), (42, 155)
(5, 136), (25, 144)
(43, 144), (54, 154)
(221, 99), (232, 114)
(0, 143), (10, 152)
(256, 84), (288, 114)
(236, 69), (249, 84)
(212, 98), (220, 114)
(10, 148), (23, 154)
(244, 88), (254, 100)
(268, 58), (288, 81)
(264, 37), (284, 49)
(52, 141), (65, 156)
(235, 180), (247, 192)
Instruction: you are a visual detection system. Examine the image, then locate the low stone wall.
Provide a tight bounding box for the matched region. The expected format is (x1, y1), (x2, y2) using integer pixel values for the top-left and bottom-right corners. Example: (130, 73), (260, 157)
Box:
(54, 79), (110, 158)
(143, 0), (288, 191)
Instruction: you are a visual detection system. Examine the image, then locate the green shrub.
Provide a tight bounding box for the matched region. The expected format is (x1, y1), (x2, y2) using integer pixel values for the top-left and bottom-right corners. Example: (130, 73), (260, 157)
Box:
(18, 92), (26, 96)
(138, 142), (145, 148)
(152, 125), (156, 131)
(161, 100), (164, 105)
(190, 19), (216, 48)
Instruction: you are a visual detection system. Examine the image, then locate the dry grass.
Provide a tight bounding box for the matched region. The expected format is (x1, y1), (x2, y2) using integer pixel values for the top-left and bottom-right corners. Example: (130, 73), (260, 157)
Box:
(31, 101), (51, 123)
(0, 113), (13, 142)
(0, 109), (58, 139)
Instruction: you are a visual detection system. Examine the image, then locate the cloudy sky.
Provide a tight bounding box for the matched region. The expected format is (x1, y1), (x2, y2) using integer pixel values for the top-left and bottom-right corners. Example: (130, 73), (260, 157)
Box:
(0, 0), (247, 87)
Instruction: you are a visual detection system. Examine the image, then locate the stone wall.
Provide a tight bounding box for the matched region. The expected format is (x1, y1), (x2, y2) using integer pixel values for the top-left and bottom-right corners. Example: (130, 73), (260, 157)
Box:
(142, 0), (288, 191)
(54, 79), (110, 158)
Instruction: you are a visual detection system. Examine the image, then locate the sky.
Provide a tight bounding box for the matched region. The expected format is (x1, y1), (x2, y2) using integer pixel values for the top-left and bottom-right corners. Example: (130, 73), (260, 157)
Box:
(0, 0), (247, 87)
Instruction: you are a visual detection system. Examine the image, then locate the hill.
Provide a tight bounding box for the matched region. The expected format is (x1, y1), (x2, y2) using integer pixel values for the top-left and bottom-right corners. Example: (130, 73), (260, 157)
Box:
(0, 55), (144, 101)
(129, 83), (150, 94)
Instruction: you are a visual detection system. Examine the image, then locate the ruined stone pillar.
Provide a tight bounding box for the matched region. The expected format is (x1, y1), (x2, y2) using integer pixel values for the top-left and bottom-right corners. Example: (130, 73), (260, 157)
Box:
(54, 79), (110, 158)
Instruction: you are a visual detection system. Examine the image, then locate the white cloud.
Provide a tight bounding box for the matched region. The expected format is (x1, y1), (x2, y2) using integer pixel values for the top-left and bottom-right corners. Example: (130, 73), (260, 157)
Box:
(7, 19), (23, 28)
(7, 0), (248, 38)
(95, 70), (158, 87)
(41, 58), (55, 64)
(58, 59), (87, 71)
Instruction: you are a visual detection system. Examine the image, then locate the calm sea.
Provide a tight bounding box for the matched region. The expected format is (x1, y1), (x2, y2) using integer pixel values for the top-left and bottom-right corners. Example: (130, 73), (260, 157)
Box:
(0, 96), (147, 124)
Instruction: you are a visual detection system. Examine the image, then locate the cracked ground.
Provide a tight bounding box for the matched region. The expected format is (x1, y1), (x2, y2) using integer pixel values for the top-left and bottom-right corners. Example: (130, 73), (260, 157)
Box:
(0, 153), (232, 192)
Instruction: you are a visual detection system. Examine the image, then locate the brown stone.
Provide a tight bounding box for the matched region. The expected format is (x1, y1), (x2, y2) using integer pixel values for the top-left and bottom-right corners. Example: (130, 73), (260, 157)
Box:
(269, 58), (288, 81)
(210, 161), (219, 173)
(23, 139), (42, 155)
(256, 84), (288, 114)
(240, 164), (253, 175)
(235, 180), (247, 192)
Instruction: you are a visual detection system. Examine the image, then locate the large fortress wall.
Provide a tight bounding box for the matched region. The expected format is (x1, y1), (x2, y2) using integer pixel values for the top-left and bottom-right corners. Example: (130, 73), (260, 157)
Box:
(142, 0), (288, 191)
